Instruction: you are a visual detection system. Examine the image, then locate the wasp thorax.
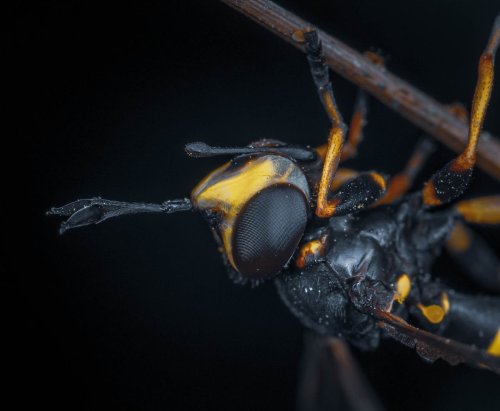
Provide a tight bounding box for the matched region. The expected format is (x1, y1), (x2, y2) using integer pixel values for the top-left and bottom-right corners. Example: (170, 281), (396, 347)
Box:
(191, 154), (310, 279)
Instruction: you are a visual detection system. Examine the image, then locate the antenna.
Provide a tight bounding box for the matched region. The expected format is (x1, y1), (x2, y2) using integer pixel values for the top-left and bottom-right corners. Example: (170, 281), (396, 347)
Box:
(185, 141), (314, 161)
(47, 197), (192, 234)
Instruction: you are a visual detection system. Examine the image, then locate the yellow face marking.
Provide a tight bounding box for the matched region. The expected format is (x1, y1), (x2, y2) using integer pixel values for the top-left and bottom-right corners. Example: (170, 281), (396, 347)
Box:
(194, 158), (278, 268)
(192, 155), (309, 271)
(395, 274), (411, 304)
(417, 303), (445, 324)
(487, 329), (500, 357)
(194, 159), (276, 211)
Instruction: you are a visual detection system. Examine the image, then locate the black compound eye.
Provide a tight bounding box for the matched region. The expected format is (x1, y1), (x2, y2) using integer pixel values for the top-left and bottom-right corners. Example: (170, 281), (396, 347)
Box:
(232, 184), (308, 279)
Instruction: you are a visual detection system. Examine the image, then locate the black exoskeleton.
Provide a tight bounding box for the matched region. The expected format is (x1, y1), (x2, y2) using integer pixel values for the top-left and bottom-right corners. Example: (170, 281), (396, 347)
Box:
(48, 16), (500, 381)
(277, 194), (499, 352)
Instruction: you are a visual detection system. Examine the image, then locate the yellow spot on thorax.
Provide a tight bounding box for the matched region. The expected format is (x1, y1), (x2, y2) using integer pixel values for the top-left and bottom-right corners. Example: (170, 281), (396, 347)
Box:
(296, 239), (325, 269)
(487, 329), (500, 357)
(395, 274), (411, 304)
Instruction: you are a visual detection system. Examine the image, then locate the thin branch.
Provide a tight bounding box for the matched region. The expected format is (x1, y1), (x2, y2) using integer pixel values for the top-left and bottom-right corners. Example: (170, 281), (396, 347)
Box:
(221, 0), (500, 181)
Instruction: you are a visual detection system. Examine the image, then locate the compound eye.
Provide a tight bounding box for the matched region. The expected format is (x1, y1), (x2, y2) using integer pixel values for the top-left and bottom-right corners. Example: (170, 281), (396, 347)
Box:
(232, 184), (308, 279)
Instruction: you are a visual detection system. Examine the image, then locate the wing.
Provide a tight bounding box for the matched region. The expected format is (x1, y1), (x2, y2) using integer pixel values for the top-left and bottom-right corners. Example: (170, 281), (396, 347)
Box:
(374, 309), (500, 374)
(298, 333), (385, 411)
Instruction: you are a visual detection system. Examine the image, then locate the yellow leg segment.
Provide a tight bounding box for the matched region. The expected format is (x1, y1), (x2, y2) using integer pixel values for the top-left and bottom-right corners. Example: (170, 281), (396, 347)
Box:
(423, 16), (500, 206)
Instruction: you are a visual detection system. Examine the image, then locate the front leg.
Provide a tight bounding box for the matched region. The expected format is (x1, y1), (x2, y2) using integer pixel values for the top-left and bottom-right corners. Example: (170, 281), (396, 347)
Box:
(303, 31), (388, 217)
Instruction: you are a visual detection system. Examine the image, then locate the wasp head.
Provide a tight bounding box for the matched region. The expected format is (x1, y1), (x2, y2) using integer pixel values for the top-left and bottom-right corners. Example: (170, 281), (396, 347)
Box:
(48, 139), (319, 284)
(187, 140), (318, 284)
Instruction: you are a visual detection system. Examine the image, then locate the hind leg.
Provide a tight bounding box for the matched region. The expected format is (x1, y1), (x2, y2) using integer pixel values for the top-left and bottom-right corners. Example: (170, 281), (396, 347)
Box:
(376, 138), (435, 205)
(445, 196), (500, 291)
(423, 17), (499, 206)
(446, 222), (500, 291)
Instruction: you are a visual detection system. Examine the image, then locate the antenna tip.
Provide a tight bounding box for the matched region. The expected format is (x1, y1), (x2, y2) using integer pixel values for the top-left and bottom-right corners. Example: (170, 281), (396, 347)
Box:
(185, 142), (212, 157)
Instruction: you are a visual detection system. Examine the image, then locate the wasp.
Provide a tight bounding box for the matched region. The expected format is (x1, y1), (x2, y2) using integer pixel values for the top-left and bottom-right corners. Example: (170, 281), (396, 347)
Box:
(48, 12), (500, 410)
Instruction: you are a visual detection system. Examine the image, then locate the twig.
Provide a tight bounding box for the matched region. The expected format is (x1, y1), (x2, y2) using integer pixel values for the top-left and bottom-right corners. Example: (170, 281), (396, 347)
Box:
(221, 0), (500, 181)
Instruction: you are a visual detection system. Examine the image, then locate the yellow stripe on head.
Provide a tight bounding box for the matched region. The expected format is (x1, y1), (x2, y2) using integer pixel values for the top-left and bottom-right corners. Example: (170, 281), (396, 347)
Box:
(192, 154), (310, 270)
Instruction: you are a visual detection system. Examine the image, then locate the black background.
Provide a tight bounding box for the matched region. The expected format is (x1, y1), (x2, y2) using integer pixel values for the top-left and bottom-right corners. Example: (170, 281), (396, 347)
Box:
(13, 1), (500, 410)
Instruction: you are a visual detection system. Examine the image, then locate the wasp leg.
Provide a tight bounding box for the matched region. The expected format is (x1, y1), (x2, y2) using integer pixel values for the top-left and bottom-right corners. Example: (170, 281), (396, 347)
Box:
(454, 195), (500, 224)
(315, 51), (385, 163)
(376, 99), (470, 206)
(323, 168), (392, 216)
(340, 52), (384, 162)
(447, 196), (500, 290)
(302, 30), (361, 218)
(303, 30), (346, 218)
(323, 171), (389, 216)
(329, 168), (360, 191)
(316, 90), (368, 163)
(297, 333), (384, 411)
(341, 90), (368, 162)
(303, 30), (344, 126)
(379, 100), (486, 206)
(304, 32), (392, 217)
(423, 16), (499, 206)
(446, 220), (500, 291)
(376, 138), (435, 205)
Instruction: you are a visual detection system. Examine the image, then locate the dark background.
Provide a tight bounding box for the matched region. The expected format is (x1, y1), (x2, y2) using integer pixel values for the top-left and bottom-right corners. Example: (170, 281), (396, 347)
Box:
(13, 0), (500, 410)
